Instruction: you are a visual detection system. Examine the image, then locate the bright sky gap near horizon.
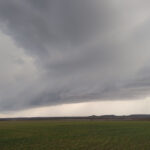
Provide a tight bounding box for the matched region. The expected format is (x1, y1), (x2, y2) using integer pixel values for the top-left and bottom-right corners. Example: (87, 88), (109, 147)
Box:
(1, 0), (150, 117)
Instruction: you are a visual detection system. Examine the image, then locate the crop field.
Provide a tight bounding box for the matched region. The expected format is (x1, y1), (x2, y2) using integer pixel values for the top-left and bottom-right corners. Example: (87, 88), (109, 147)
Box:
(0, 120), (150, 150)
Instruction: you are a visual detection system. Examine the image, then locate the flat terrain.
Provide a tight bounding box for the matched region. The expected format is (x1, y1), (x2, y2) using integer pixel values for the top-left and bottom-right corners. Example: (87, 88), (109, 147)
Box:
(0, 120), (150, 150)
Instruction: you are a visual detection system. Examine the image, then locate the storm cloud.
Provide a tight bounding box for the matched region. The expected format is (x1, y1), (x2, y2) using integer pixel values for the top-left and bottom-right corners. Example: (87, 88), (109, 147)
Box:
(0, 0), (150, 111)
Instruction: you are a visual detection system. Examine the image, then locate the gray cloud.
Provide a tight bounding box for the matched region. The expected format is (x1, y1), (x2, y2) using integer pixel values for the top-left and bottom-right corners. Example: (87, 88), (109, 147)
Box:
(0, 0), (150, 111)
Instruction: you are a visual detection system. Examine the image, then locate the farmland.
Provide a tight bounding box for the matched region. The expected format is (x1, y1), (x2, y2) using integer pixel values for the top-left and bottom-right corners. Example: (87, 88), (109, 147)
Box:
(0, 120), (150, 150)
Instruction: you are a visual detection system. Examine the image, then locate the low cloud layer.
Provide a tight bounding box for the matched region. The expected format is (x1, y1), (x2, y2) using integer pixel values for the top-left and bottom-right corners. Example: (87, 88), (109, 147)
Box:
(0, 0), (150, 111)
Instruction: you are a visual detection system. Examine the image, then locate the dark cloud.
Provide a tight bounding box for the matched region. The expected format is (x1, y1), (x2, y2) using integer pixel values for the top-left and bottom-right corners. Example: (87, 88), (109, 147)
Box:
(0, 0), (150, 111)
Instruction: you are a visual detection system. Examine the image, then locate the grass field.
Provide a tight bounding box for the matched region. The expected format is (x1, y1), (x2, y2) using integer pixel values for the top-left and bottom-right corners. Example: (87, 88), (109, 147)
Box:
(0, 120), (150, 150)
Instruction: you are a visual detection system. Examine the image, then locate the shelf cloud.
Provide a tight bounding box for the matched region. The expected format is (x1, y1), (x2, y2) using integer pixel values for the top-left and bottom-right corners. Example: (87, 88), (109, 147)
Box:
(0, 0), (150, 111)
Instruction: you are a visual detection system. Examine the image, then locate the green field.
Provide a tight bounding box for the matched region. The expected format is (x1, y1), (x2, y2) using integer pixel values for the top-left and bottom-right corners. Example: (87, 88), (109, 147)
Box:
(0, 120), (150, 150)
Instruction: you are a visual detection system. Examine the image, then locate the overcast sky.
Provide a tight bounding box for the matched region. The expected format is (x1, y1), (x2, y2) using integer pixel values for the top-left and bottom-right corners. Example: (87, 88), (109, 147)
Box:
(0, 0), (150, 117)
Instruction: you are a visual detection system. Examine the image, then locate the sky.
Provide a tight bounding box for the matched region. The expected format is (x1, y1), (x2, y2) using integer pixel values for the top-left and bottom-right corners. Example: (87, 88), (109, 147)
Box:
(0, 0), (150, 117)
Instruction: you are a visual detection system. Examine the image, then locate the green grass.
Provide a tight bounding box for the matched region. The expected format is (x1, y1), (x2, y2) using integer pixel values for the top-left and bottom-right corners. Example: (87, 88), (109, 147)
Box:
(0, 120), (150, 150)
